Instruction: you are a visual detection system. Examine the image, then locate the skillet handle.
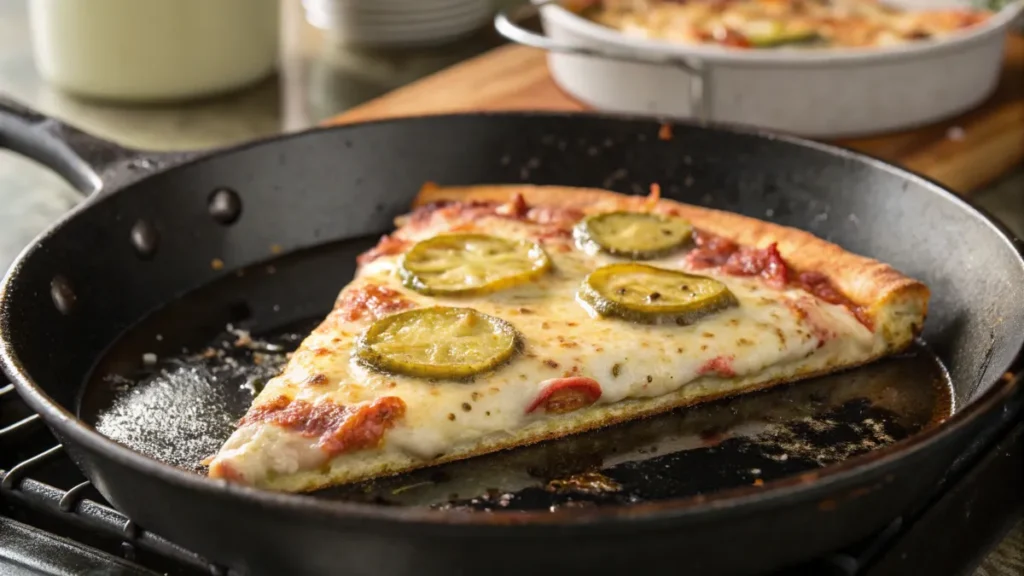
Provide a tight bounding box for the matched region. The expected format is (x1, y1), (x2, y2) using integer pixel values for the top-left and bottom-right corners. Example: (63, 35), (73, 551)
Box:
(494, 1), (712, 122)
(0, 94), (187, 197)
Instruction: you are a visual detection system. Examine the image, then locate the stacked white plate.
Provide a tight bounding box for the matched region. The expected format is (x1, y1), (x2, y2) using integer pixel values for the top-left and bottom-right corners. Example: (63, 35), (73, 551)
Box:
(303, 0), (495, 47)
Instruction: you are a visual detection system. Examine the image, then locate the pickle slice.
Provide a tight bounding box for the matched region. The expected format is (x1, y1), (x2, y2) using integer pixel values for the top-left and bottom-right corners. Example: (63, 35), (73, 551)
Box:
(748, 25), (822, 48)
(399, 234), (550, 296)
(574, 211), (693, 259)
(579, 263), (737, 325)
(356, 307), (520, 379)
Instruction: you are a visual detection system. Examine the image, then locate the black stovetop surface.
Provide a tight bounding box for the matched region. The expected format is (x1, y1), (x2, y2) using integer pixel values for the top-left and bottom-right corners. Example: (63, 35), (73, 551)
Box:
(2, 379), (1021, 576)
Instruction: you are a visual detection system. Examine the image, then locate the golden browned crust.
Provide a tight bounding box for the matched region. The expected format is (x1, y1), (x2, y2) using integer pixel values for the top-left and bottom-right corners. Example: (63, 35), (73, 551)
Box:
(412, 184), (930, 342)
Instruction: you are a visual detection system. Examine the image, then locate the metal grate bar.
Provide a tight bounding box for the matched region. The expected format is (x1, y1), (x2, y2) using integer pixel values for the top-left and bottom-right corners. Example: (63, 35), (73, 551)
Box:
(3, 474), (226, 574)
(1, 444), (63, 490)
(0, 413), (41, 437)
(0, 382), (230, 575)
(58, 480), (93, 512)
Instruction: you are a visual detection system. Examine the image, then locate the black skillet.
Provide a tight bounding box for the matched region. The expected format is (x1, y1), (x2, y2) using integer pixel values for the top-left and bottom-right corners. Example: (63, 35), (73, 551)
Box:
(1, 95), (1023, 576)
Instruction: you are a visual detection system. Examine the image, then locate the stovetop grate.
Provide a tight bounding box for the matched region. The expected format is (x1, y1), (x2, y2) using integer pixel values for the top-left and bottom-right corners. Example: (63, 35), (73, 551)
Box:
(0, 380), (230, 576)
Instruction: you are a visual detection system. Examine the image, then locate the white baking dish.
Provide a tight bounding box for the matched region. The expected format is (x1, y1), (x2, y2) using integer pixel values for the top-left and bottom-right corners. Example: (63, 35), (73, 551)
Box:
(496, 0), (1024, 137)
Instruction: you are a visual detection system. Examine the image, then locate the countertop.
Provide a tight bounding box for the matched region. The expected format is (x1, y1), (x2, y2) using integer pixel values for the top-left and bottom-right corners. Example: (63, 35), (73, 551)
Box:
(0, 0), (1021, 574)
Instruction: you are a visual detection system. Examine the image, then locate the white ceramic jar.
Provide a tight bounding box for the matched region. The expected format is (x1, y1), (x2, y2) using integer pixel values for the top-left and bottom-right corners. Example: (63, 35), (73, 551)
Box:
(29, 0), (280, 103)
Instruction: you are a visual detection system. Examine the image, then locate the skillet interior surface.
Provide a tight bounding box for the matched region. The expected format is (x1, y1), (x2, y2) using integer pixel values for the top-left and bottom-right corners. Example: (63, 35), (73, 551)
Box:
(3, 112), (1023, 518)
(81, 235), (954, 509)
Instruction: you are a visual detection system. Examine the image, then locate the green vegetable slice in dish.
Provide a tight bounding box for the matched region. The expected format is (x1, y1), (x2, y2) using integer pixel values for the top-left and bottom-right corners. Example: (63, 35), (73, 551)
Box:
(579, 263), (738, 325)
(747, 24), (822, 48)
(399, 234), (550, 296)
(356, 307), (520, 379)
(574, 211), (693, 259)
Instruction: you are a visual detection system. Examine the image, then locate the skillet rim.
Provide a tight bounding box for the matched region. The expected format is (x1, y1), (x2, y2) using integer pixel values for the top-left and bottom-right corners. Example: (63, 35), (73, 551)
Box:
(1, 111), (1022, 529)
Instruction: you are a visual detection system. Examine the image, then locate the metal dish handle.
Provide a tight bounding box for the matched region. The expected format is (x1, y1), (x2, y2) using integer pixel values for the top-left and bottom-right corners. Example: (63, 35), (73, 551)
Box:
(494, 1), (711, 122)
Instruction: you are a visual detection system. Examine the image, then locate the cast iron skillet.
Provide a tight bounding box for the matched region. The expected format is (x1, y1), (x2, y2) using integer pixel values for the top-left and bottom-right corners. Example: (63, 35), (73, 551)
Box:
(0, 95), (1022, 576)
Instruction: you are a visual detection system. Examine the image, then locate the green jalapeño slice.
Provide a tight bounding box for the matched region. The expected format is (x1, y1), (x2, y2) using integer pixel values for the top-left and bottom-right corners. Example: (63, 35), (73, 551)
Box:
(356, 307), (520, 379)
(747, 24), (822, 48)
(399, 233), (550, 296)
(574, 211), (693, 259)
(579, 263), (737, 325)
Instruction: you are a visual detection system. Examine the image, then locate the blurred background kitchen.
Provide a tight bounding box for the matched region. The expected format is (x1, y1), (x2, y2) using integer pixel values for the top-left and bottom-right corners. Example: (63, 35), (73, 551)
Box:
(0, 0), (1021, 272)
(0, 0), (1022, 572)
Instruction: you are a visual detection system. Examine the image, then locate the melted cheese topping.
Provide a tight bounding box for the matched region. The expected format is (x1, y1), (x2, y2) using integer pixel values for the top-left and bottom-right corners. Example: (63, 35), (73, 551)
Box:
(587, 0), (991, 49)
(212, 207), (886, 487)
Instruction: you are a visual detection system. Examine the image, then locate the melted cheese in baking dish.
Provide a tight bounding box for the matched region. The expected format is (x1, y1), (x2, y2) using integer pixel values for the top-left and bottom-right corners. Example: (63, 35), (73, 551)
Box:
(210, 205), (887, 490)
(587, 0), (991, 49)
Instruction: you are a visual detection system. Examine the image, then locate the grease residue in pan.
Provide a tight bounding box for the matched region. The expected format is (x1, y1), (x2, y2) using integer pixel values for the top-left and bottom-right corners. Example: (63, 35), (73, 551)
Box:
(82, 237), (952, 511)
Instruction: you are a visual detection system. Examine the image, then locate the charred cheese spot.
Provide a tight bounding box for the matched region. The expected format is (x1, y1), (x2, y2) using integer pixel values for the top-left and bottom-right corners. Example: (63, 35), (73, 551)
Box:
(305, 374), (328, 386)
(336, 284), (414, 323)
(358, 234), (410, 266)
(557, 336), (579, 348)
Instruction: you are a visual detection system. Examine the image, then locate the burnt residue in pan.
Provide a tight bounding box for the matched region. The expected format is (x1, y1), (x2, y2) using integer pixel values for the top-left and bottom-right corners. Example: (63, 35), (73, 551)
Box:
(333, 346), (950, 511)
(83, 237), (953, 512)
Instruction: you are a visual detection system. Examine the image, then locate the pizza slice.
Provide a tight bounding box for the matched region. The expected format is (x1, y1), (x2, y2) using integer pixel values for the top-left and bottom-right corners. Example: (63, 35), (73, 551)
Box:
(206, 184), (928, 492)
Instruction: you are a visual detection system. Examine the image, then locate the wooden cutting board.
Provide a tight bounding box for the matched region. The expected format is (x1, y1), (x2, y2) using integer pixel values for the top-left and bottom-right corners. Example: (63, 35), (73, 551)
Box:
(325, 33), (1024, 196)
